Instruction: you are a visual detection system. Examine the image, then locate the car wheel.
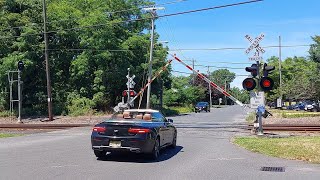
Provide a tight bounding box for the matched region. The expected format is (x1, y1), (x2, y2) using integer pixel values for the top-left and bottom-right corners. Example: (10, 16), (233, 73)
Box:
(170, 132), (177, 149)
(312, 108), (317, 112)
(150, 138), (160, 160)
(94, 150), (107, 159)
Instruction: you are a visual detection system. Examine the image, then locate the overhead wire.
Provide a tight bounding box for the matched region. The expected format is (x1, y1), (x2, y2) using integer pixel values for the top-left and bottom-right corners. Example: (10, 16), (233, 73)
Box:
(0, 0), (263, 40)
(0, 0), (187, 32)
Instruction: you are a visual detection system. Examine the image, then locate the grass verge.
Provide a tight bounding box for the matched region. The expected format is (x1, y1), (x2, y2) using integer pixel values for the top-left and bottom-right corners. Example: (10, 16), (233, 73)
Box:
(246, 112), (256, 123)
(233, 136), (320, 163)
(0, 133), (22, 138)
(269, 109), (320, 118)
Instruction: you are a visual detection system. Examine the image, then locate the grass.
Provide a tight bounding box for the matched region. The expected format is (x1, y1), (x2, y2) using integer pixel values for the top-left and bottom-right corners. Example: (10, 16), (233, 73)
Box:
(246, 112), (256, 123)
(233, 136), (320, 164)
(269, 109), (320, 118)
(0, 133), (22, 138)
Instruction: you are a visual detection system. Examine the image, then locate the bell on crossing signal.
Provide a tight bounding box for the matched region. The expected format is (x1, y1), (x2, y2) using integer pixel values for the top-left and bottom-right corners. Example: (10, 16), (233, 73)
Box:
(260, 77), (274, 91)
(242, 78), (256, 91)
(262, 63), (275, 77)
(245, 64), (258, 77)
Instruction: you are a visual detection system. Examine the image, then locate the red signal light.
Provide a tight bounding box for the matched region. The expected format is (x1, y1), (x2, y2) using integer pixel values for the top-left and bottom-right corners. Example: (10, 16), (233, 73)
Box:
(260, 77), (274, 91)
(129, 90), (135, 96)
(122, 90), (127, 97)
(242, 78), (256, 91)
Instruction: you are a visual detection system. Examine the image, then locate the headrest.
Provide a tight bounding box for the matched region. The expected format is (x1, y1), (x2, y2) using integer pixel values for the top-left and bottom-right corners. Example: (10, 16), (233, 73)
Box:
(136, 114), (143, 119)
(143, 113), (152, 121)
(123, 111), (131, 119)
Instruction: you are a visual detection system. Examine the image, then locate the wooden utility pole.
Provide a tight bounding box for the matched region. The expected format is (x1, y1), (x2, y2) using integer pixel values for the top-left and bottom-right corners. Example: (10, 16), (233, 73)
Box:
(42, 0), (53, 121)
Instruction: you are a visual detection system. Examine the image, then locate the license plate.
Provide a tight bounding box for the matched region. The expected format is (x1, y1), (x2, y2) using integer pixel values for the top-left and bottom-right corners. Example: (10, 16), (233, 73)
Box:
(109, 141), (121, 148)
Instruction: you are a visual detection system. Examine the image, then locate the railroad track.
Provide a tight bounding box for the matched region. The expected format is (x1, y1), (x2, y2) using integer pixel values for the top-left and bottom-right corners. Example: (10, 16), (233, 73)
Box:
(0, 124), (90, 130)
(248, 124), (320, 132)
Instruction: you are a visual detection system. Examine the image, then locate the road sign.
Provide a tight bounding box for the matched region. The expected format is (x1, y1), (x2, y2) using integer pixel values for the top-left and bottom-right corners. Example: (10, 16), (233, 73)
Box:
(250, 91), (265, 109)
(126, 75), (136, 88)
(245, 33), (265, 54)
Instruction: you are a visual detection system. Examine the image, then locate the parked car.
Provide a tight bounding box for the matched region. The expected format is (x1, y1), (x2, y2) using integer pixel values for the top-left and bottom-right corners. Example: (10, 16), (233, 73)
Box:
(91, 109), (177, 160)
(194, 102), (210, 113)
(304, 101), (320, 112)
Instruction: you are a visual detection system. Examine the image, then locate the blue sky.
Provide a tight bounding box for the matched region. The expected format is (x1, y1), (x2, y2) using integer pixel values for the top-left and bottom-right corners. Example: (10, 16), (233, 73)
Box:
(152, 0), (319, 88)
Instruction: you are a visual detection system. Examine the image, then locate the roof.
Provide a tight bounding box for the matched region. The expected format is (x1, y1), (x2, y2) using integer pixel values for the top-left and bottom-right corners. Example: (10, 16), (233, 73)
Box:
(124, 109), (160, 113)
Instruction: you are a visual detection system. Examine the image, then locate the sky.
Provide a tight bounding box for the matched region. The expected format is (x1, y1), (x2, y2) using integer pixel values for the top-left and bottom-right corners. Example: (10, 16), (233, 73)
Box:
(151, 0), (319, 88)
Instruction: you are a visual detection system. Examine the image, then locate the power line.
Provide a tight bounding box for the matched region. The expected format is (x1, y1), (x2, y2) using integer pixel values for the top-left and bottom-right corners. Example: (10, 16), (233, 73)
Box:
(194, 64), (245, 69)
(169, 44), (310, 51)
(0, 0), (263, 40)
(172, 70), (248, 76)
(0, 0), (187, 32)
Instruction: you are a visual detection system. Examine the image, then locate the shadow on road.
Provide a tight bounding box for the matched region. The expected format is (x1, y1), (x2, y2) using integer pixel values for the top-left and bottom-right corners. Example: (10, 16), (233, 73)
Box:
(97, 146), (183, 163)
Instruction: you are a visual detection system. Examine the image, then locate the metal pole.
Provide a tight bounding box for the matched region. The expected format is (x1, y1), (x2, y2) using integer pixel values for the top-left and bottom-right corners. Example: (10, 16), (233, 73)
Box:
(192, 59), (195, 85)
(207, 66), (212, 108)
(257, 111), (263, 135)
(224, 80), (228, 105)
(17, 70), (22, 123)
(42, 0), (53, 121)
(127, 68), (130, 104)
(146, 11), (155, 109)
(279, 36), (282, 97)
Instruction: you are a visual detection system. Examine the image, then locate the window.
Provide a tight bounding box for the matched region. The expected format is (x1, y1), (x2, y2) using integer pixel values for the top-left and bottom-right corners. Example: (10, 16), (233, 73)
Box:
(151, 112), (166, 122)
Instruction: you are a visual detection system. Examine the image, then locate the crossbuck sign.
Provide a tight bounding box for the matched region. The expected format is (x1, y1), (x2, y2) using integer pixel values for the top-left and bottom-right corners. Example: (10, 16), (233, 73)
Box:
(245, 33), (265, 61)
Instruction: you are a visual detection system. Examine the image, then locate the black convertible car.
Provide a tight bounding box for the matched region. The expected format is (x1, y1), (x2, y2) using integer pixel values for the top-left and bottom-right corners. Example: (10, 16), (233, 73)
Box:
(91, 109), (177, 160)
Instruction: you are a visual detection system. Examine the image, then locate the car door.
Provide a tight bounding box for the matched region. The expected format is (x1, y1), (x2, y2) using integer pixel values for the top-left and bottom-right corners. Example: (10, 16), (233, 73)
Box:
(152, 112), (170, 146)
(159, 113), (175, 145)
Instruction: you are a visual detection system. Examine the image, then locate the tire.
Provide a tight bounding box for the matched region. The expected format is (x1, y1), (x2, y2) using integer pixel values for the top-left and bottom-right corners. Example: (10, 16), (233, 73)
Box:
(312, 108), (317, 112)
(170, 132), (177, 149)
(94, 150), (107, 159)
(150, 138), (160, 160)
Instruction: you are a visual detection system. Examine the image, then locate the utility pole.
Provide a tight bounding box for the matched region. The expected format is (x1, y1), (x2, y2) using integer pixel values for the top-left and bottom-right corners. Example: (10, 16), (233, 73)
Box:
(127, 68), (131, 104)
(207, 66), (212, 108)
(145, 7), (164, 109)
(224, 80), (227, 105)
(42, 0), (53, 121)
(279, 36), (282, 101)
(192, 59), (195, 85)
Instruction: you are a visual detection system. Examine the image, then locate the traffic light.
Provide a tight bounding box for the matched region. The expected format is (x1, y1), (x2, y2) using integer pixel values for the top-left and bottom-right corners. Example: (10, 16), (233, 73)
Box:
(260, 63), (275, 91)
(245, 64), (258, 77)
(262, 63), (275, 77)
(242, 78), (256, 91)
(17, 61), (24, 71)
(260, 77), (274, 91)
(122, 90), (136, 97)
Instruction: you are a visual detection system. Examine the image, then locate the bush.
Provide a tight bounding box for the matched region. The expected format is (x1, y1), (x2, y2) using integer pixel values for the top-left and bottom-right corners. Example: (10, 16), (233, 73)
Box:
(66, 93), (95, 116)
(0, 110), (11, 117)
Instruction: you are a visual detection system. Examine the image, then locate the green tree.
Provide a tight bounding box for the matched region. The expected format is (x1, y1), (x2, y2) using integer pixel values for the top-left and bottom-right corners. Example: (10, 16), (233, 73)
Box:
(0, 0), (170, 115)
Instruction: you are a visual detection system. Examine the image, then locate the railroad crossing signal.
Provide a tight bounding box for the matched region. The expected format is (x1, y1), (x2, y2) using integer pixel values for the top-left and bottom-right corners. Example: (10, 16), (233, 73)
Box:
(242, 78), (256, 91)
(260, 63), (275, 91)
(245, 64), (258, 77)
(245, 33), (265, 61)
(126, 75), (136, 89)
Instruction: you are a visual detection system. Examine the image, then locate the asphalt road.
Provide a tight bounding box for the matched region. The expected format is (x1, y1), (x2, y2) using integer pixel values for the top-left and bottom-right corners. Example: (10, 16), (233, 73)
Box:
(1, 106), (320, 180)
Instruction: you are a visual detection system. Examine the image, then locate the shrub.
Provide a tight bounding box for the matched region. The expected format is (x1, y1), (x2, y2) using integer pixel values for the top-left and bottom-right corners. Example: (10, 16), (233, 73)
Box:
(66, 93), (95, 116)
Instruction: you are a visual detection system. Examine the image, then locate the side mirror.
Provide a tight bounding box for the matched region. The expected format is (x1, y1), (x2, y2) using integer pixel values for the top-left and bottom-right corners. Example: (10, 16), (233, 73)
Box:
(168, 119), (173, 123)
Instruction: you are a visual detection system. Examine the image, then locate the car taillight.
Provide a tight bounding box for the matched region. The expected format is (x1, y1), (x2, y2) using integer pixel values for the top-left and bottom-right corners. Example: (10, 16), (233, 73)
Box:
(93, 126), (106, 133)
(128, 128), (151, 134)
